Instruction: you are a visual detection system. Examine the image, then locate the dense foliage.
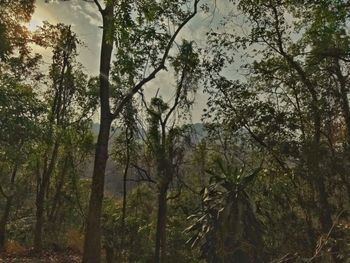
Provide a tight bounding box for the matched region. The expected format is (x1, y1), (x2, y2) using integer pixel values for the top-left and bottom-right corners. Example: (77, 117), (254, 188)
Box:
(1, 0), (350, 262)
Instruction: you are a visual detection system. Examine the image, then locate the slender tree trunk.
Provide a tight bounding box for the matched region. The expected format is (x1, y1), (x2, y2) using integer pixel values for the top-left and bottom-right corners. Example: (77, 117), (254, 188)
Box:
(310, 126), (333, 233)
(34, 188), (45, 252)
(0, 196), (12, 252)
(334, 61), (350, 146)
(48, 155), (69, 221)
(314, 177), (333, 232)
(82, 4), (114, 263)
(334, 64), (350, 201)
(34, 141), (60, 252)
(120, 135), (130, 260)
(155, 184), (168, 263)
(0, 164), (18, 252)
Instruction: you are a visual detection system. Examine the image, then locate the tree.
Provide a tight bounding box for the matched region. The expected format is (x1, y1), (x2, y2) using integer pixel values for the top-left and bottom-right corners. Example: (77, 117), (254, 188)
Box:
(0, 76), (43, 251)
(0, 2), (43, 248)
(142, 39), (200, 262)
(32, 23), (96, 252)
(0, 0), (35, 61)
(107, 98), (138, 261)
(78, 1), (201, 262)
(202, 0), (350, 260)
(188, 158), (263, 263)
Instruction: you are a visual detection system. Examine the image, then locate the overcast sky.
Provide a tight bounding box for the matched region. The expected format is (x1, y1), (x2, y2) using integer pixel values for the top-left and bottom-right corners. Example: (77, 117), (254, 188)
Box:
(29, 0), (234, 123)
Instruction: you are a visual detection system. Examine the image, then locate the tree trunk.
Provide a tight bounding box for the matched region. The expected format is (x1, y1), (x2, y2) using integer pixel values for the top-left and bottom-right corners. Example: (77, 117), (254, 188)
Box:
(334, 61), (350, 146)
(314, 178), (333, 232)
(155, 184), (168, 263)
(120, 129), (131, 259)
(34, 188), (45, 252)
(0, 164), (18, 252)
(0, 196), (12, 252)
(48, 155), (69, 222)
(82, 115), (112, 263)
(34, 141), (60, 253)
(82, 4), (114, 263)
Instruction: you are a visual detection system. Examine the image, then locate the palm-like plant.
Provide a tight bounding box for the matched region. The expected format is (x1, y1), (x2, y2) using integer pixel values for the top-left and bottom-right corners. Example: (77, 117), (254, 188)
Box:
(187, 158), (264, 263)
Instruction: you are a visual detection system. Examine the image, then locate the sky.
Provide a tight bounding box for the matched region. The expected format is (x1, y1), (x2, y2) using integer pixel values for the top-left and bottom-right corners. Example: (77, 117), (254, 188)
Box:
(29, 0), (234, 123)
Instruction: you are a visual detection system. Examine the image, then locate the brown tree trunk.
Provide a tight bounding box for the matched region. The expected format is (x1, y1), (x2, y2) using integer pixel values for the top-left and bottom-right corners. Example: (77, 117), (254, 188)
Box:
(334, 61), (350, 146)
(0, 196), (12, 252)
(155, 184), (168, 263)
(34, 188), (45, 252)
(0, 164), (18, 251)
(314, 177), (333, 232)
(120, 135), (130, 260)
(333, 62), (350, 202)
(34, 141), (60, 252)
(82, 4), (114, 263)
(48, 155), (69, 222)
(82, 116), (112, 263)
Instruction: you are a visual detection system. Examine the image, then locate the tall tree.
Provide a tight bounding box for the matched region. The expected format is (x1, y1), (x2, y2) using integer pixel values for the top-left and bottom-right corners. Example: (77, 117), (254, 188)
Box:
(80, 1), (200, 262)
(0, 77), (43, 251)
(32, 23), (95, 252)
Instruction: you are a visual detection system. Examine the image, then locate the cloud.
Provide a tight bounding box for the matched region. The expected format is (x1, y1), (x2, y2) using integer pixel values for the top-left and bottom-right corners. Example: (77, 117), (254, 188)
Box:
(34, 0), (102, 74)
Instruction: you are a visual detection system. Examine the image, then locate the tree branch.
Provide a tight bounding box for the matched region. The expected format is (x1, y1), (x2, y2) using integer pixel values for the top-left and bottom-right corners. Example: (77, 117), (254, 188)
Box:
(112, 0), (200, 119)
(164, 68), (186, 125)
(93, 0), (104, 14)
(131, 164), (156, 184)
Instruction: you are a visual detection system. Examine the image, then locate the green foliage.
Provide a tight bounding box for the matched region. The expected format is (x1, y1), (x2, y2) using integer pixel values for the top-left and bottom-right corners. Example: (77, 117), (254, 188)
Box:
(0, 76), (44, 149)
(111, 0), (198, 97)
(0, 0), (34, 60)
(2, 1), (350, 262)
(101, 185), (155, 262)
(187, 158), (263, 263)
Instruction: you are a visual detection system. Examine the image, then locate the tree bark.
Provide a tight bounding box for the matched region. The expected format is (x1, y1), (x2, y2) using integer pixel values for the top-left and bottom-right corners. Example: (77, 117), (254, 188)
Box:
(82, 113), (112, 263)
(0, 164), (18, 251)
(82, 4), (114, 263)
(120, 129), (131, 259)
(48, 155), (69, 222)
(0, 196), (12, 251)
(34, 141), (60, 253)
(155, 183), (169, 263)
(333, 61), (350, 146)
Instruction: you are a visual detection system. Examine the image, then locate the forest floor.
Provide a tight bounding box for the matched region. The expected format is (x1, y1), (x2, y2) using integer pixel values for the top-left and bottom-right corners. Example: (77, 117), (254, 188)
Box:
(0, 249), (81, 263)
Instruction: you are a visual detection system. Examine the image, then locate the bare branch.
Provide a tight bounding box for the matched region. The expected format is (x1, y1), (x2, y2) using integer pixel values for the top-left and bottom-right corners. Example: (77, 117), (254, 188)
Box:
(131, 163), (156, 184)
(93, 0), (104, 14)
